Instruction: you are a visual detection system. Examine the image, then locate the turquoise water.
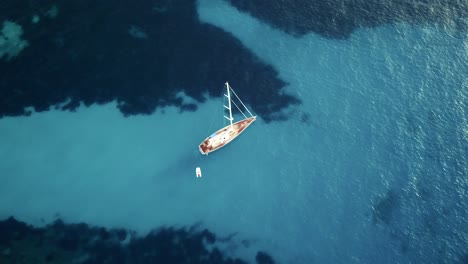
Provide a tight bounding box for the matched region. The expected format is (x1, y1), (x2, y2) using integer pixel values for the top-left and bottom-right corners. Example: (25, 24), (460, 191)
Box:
(0, 0), (466, 263)
(198, 2), (467, 262)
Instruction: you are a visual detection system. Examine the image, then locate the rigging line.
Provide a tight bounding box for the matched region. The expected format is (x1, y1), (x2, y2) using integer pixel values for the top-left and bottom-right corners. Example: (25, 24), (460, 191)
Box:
(231, 99), (248, 119)
(229, 86), (254, 117)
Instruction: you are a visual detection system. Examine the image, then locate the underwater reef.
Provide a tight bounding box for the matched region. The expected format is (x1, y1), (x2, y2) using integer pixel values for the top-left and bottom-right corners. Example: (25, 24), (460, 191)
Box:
(0, 217), (275, 264)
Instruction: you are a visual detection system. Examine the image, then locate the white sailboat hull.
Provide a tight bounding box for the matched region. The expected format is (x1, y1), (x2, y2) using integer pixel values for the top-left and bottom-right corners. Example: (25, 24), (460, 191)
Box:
(199, 116), (256, 155)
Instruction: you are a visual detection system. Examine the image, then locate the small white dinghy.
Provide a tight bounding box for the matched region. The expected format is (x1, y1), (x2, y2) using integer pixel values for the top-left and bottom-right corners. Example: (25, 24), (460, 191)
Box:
(196, 167), (202, 177)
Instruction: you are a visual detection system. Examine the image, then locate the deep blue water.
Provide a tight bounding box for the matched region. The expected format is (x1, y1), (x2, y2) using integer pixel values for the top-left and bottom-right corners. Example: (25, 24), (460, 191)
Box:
(0, 0), (467, 263)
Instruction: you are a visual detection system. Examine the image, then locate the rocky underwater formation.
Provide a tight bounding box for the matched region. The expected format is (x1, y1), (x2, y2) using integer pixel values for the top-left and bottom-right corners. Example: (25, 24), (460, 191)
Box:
(0, 217), (275, 264)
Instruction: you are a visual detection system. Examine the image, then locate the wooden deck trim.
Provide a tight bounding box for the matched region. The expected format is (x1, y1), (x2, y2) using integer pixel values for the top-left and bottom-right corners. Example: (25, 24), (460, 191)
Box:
(199, 116), (256, 155)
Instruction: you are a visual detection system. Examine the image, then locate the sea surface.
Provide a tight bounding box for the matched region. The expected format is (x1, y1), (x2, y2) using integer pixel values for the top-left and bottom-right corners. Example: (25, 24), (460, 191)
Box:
(0, 0), (466, 263)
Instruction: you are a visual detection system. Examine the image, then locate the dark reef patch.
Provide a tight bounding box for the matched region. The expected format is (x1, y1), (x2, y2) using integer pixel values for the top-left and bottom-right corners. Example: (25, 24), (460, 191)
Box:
(227, 0), (467, 39)
(371, 189), (400, 225)
(256, 251), (275, 264)
(0, 216), (276, 264)
(0, 0), (299, 122)
(459, 253), (468, 264)
(0, 216), (35, 246)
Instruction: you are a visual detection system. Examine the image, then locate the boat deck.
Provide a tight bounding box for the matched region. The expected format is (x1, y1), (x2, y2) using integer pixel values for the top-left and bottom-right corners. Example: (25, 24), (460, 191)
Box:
(199, 117), (256, 155)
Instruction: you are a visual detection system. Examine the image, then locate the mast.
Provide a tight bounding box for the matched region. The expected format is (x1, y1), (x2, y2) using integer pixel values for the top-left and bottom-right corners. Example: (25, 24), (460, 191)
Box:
(224, 82), (234, 129)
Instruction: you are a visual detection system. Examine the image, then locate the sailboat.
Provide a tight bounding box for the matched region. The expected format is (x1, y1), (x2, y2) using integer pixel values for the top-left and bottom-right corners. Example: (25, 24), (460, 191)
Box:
(199, 82), (256, 155)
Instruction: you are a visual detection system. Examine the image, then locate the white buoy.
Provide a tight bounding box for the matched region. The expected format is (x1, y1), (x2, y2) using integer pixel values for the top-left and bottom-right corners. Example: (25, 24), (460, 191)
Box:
(196, 167), (202, 177)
